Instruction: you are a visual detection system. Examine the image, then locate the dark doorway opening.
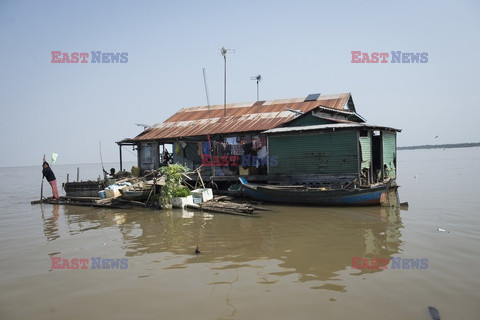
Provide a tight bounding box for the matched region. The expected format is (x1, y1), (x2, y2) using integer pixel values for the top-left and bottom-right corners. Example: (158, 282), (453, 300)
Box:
(372, 132), (382, 182)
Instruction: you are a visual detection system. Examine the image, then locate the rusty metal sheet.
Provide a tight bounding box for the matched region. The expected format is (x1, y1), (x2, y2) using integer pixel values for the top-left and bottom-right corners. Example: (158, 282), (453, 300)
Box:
(133, 93), (352, 141)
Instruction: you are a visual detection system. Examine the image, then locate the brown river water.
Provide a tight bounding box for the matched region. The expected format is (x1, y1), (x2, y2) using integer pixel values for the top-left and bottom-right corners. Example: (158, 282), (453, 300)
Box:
(1, 148), (479, 319)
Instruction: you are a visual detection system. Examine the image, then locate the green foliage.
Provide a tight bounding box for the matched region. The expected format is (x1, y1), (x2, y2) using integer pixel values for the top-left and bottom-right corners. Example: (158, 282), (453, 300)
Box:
(158, 164), (190, 206)
(172, 186), (191, 197)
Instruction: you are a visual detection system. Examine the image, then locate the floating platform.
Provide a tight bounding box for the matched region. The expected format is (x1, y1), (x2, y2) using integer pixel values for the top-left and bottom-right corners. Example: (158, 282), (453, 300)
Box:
(31, 195), (266, 216)
(31, 196), (145, 209)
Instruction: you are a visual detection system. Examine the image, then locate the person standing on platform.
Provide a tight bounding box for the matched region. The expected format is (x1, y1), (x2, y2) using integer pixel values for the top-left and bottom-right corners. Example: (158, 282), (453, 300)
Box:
(42, 161), (59, 200)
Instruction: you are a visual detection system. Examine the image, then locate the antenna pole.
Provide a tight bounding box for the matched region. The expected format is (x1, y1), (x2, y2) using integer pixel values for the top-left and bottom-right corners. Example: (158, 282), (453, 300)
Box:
(202, 68), (211, 112)
(221, 47), (234, 117)
(251, 74), (262, 101)
(223, 53), (227, 117)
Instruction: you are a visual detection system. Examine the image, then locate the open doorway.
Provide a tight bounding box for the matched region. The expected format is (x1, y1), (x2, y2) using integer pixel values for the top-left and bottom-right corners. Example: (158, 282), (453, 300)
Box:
(372, 131), (383, 182)
(159, 144), (173, 167)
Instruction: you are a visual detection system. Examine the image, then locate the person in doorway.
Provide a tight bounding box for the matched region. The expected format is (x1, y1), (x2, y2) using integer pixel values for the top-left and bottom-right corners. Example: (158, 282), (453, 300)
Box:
(42, 161), (59, 200)
(163, 149), (172, 165)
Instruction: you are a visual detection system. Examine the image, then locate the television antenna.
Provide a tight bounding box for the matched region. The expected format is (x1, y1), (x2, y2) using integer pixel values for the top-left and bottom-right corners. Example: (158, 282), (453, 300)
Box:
(135, 123), (151, 130)
(221, 47), (235, 117)
(250, 74), (262, 101)
(286, 108), (303, 115)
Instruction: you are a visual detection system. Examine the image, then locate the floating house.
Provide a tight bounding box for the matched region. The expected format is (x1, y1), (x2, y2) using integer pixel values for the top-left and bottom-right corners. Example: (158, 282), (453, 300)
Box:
(117, 93), (400, 191)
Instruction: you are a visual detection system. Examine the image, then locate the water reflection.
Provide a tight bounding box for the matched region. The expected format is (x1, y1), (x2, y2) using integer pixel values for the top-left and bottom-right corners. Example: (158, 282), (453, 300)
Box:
(267, 204), (403, 284)
(61, 206), (112, 235)
(41, 204), (60, 241)
(43, 191), (403, 292)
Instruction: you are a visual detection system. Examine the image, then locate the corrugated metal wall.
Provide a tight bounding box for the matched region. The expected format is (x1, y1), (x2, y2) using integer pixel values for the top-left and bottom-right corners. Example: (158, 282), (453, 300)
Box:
(359, 133), (372, 169)
(268, 131), (359, 175)
(382, 132), (397, 178)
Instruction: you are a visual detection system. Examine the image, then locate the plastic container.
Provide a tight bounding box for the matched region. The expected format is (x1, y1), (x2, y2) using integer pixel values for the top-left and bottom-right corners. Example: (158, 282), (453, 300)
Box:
(172, 195), (193, 208)
(191, 188), (213, 203)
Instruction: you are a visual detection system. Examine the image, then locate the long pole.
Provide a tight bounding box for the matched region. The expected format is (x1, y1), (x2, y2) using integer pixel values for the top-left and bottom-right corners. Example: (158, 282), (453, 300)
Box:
(256, 80), (259, 101)
(202, 68), (210, 110)
(40, 154), (45, 200)
(40, 175), (44, 200)
(40, 154), (45, 201)
(223, 54), (227, 117)
(99, 141), (105, 178)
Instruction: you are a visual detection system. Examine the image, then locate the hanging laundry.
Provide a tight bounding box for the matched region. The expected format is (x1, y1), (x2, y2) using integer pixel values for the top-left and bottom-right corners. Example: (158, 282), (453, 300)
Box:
(260, 136), (267, 148)
(226, 137), (237, 145)
(252, 138), (261, 150)
(256, 146), (268, 168)
(257, 146), (267, 158)
(231, 144), (243, 155)
(202, 141), (211, 155)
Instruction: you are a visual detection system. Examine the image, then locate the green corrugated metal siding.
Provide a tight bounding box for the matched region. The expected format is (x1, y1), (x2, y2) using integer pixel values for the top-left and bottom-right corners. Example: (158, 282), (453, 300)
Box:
(286, 114), (335, 127)
(269, 131), (359, 175)
(382, 132), (396, 178)
(359, 134), (371, 169)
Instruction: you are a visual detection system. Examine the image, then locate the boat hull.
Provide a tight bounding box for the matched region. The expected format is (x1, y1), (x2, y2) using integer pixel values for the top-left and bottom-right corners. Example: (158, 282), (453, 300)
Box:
(241, 183), (389, 206)
(119, 189), (151, 201)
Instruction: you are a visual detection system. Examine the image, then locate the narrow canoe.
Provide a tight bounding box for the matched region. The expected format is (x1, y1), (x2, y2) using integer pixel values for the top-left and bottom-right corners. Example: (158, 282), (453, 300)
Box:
(239, 178), (390, 206)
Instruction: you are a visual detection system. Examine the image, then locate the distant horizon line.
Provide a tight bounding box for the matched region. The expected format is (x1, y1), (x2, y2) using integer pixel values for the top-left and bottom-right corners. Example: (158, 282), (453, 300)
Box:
(0, 160), (136, 170)
(398, 142), (480, 150)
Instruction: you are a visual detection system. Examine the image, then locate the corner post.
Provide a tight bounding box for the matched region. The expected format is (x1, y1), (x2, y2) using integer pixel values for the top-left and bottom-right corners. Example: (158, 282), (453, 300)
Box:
(119, 144), (123, 172)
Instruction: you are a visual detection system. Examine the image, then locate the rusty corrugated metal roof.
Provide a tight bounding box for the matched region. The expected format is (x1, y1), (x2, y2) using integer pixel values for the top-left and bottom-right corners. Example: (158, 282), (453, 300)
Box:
(133, 93), (352, 141)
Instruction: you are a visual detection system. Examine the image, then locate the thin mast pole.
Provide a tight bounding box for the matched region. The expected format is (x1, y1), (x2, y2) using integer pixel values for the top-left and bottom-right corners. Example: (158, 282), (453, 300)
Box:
(202, 68), (210, 109)
(223, 54), (226, 117)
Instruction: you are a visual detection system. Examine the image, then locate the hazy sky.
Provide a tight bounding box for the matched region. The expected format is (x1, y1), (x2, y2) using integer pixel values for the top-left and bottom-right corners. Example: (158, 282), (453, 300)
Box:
(1, 0), (479, 167)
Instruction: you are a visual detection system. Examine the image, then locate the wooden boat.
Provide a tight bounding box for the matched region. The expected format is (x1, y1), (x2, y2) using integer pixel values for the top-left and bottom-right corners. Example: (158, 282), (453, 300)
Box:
(119, 188), (152, 201)
(63, 180), (105, 197)
(239, 178), (390, 206)
(227, 182), (243, 196)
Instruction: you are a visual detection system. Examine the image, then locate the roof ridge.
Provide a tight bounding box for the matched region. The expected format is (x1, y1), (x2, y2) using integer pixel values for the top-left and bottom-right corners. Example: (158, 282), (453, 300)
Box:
(176, 92), (351, 112)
